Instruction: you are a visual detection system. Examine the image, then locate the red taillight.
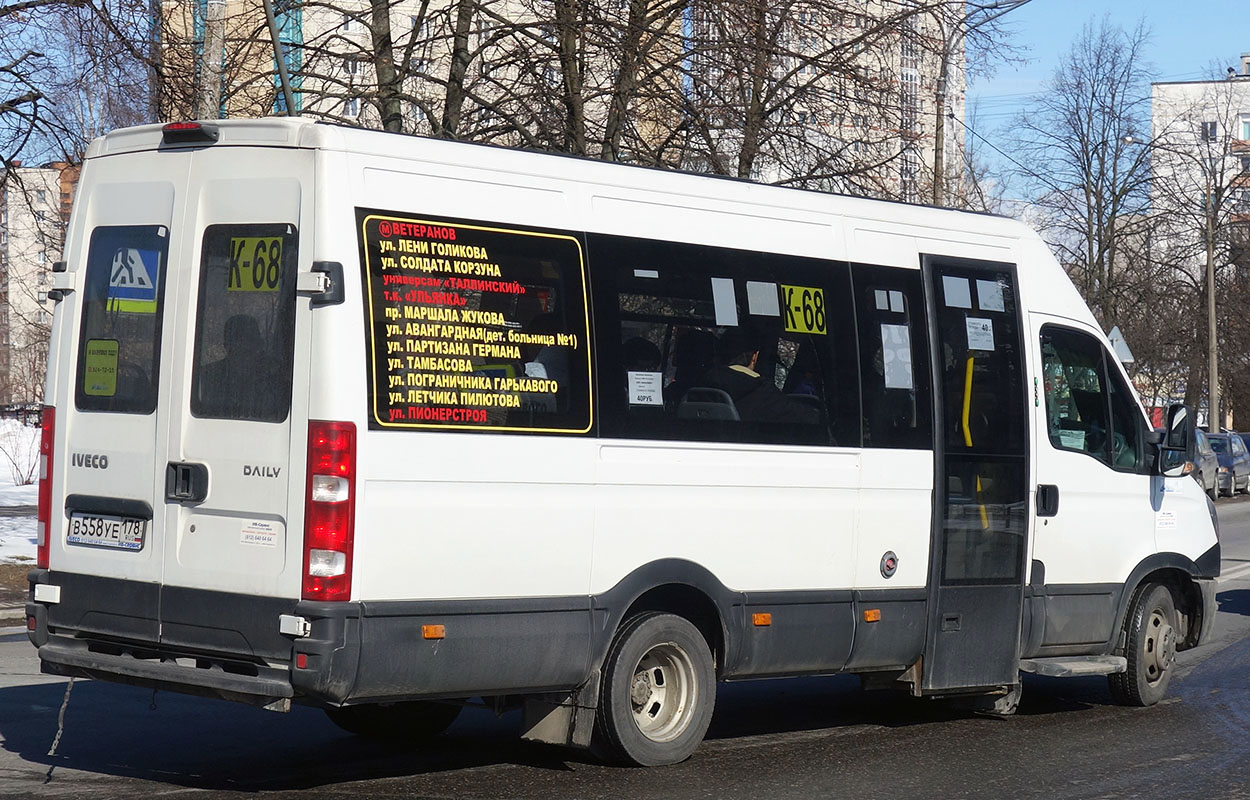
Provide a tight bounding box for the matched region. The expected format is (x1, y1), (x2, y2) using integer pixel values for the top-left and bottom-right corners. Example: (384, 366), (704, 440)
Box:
(36, 406), (54, 569)
(160, 121), (219, 144)
(302, 421), (356, 601)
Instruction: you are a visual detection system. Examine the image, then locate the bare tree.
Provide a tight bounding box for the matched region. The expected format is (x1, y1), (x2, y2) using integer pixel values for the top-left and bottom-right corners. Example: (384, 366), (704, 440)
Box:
(928, 0), (1030, 206)
(1010, 17), (1154, 328)
(1148, 71), (1250, 422)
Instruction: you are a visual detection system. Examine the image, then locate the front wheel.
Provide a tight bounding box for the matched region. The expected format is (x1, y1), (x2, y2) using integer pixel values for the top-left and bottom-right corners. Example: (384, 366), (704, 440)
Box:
(1108, 584), (1178, 706)
(324, 700), (462, 741)
(594, 612), (716, 766)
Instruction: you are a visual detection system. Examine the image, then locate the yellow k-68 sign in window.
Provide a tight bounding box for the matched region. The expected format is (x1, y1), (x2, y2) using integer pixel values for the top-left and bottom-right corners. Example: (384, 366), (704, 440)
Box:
(228, 237), (283, 292)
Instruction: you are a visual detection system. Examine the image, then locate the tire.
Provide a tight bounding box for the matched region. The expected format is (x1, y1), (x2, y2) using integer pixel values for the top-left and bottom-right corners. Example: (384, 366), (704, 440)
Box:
(324, 700), (462, 741)
(594, 612), (716, 767)
(1108, 584), (1178, 707)
(1207, 481), (1218, 501)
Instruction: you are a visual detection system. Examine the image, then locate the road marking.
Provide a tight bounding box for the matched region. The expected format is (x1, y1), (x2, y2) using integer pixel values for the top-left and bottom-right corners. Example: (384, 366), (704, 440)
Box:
(1218, 561), (1250, 584)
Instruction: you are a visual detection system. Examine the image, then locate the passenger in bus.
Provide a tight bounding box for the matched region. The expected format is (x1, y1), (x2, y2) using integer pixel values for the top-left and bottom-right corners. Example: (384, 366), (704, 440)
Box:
(199, 313), (279, 419)
(782, 340), (821, 397)
(521, 312), (570, 387)
(623, 336), (662, 372)
(664, 328), (715, 409)
(697, 327), (819, 424)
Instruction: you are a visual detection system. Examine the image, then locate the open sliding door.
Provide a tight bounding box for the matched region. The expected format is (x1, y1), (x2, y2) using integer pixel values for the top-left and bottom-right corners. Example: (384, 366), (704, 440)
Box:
(921, 255), (1030, 692)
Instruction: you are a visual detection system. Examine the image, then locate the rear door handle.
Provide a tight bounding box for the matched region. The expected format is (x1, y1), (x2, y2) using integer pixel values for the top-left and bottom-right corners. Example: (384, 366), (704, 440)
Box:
(1037, 484), (1060, 517)
(166, 462), (209, 504)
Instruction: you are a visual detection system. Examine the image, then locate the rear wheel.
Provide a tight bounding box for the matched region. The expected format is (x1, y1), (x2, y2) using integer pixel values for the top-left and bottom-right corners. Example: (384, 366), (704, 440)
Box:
(1108, 584), (1178, 707)
(594, 612), (716, 766)
(324, 700), (462, 741)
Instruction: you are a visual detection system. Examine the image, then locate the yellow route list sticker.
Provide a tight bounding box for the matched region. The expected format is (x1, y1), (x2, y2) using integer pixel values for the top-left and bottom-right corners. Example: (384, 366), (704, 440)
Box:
(83, 338), (119, 397)
(360, 211), (592, 433)
(781, 284), (827, 335)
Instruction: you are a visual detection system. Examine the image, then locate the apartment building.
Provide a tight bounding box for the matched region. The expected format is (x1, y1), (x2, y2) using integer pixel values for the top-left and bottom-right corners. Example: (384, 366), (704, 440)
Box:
(0, 164), (69, 405)
(1151, 54), (1250, 216)
(1150, 55), (1250, 282)
(163, 0), (963, 204)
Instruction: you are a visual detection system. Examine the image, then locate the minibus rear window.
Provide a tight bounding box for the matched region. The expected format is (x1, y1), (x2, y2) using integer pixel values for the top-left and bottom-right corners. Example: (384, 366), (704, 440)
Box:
(190, 223), (298, 423)
(75, 225), (170, 414)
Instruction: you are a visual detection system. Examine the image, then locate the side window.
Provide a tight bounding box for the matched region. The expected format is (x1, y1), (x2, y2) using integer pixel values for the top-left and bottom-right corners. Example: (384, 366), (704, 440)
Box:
(1041, 326), (1141, 470)
(590, 233), (860, 447)
(75, 225), (170, 414)
(190, 224), (298, 422)
(852, 263), (932, 449)
(359, 212), (591, 433)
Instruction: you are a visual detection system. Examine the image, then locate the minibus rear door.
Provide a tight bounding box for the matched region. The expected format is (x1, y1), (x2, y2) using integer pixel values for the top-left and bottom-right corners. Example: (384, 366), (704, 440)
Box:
(156, 144), (314, 653)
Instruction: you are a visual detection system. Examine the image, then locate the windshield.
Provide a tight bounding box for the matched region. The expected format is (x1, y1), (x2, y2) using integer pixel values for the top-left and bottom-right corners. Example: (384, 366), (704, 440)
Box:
(1209, 435), (1229, 453)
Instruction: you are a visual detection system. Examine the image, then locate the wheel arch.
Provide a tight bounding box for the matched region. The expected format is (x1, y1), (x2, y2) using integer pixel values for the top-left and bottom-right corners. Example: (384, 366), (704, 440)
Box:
(591, 559), (743, 679)
(1112, 548), (1218, 652)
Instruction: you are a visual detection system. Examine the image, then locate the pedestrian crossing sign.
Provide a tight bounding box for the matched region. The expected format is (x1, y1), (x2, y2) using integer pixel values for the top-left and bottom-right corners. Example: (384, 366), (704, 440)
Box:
(107, 248), (160, 313)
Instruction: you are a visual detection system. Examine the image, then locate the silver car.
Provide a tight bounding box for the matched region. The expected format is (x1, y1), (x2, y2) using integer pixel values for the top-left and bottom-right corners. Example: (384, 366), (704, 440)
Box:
(1193, 428), (1219, 500)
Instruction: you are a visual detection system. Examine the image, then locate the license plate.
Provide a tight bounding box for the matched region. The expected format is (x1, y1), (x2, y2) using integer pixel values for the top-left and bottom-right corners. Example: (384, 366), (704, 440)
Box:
(67, 513), (146, 551)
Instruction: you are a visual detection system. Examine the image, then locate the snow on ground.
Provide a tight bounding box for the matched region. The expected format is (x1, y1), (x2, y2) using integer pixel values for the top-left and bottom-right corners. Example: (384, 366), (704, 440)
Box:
(0, 418), (41, 564)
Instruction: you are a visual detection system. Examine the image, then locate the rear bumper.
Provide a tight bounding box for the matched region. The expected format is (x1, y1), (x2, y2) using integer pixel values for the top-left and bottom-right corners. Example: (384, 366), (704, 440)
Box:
(34, 634), (296, 710)
(25, 569), (361, 709)
(25, 570), (594, 709)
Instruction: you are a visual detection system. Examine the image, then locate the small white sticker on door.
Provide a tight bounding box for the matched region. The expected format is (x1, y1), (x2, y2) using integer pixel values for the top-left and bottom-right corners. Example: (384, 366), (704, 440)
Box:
(1157, 511), (1177, 529)
(965, 317), (995, 351)
(241, 519), (280, 547)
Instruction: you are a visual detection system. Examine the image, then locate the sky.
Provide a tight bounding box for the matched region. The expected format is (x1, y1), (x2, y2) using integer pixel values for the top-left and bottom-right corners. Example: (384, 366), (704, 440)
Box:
(967, 0), (1247, 188)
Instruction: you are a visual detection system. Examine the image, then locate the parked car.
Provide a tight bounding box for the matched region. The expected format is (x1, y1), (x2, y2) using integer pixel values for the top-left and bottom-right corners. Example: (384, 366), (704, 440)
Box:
(1193, 428), (1219, 499)
(1238, 432), (1250, 461)
(1208, 432), (1250, 496)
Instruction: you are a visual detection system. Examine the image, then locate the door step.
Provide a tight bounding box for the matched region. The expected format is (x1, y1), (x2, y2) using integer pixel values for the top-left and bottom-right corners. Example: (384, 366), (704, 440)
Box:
(1019, 656), (1127, 677)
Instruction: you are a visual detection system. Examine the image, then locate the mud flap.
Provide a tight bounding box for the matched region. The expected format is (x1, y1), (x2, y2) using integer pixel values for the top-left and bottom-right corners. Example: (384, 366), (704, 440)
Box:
(520, 669), (600, 748)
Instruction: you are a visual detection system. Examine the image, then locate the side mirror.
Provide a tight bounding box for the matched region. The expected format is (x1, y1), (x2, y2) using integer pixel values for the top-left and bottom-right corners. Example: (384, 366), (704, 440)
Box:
(1158, 404), (1195, 478)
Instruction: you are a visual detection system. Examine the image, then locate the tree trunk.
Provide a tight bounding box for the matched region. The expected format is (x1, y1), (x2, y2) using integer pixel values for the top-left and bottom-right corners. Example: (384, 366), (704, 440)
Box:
(735, 0), (769, 179)
(369, 0), (403, 132)
(601, 0), (649, 161)
(441, 0), (475, 138)
(555, 0), (587, 155)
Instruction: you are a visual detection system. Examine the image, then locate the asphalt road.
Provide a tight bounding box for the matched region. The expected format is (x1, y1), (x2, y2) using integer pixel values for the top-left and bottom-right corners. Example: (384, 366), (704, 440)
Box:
(2, 500), (1250, 800)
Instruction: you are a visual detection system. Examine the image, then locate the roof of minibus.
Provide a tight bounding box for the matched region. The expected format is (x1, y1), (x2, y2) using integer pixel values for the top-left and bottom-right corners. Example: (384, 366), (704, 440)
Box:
(87, 118), (1096, 331)
(88, 117), (1031, 238)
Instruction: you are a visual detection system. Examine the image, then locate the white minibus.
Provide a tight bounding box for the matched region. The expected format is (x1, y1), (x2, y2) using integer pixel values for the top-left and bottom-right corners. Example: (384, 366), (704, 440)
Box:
(27, 118), (1217, 766)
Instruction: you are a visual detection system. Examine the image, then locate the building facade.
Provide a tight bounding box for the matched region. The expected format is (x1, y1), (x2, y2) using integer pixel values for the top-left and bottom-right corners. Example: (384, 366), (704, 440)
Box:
(1149, 53), (1250, 427)
(0, 165), (68, 405)
(161, 0), (965, 204)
